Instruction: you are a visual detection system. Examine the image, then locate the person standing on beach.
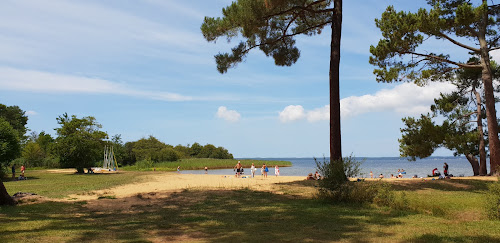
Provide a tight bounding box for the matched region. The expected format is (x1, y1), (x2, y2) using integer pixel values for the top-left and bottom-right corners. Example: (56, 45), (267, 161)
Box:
(443, 163), (449, 176)
(250, 163), (256, 178)
(204, 166), (208, 174)
(234, 161), (242, 177)
(370, 171), (373, 179)
(177, 166), (181, 173)
(275, 165), (280, 177)
(262, 164), (268, 178)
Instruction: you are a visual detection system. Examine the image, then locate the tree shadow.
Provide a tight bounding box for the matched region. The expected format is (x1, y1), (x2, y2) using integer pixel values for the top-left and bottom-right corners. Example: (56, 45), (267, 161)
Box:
(0, 189), (404, 242)
(411, 233), (500, 243)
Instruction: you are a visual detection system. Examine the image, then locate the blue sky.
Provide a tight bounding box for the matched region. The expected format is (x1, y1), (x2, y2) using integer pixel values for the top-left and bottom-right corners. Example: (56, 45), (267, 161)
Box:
(0, 0), (494, 158)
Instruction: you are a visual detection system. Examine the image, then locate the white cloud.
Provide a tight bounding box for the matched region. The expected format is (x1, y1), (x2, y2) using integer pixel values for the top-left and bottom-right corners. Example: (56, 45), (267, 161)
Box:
(279, 105), (306, 123)
(307, 105), (330, 122)
(340, 82), (455, 118)
(279, 82), (456, 122)
(216, 106), (241, 122)
(0, 67), (195, 101)
(26, 110), (38, 116)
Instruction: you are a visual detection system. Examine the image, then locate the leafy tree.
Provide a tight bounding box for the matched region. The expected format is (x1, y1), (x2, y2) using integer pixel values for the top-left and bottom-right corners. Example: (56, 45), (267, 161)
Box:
(400, 61), (489, 175)
(154, 148), (181, 162)
(174, 144), (190, 158)
(55, 113), (108, 173)
(122, 141), (137, 165)
(36, 131), (56, 157)
(132, 136), (166, 161)
(370, 1), (500, 174)
(0, 118), (20, 205)
(22, 142), (45, 167)
(110, 134), (126, 166)
(190, 142), (203, 157)
(0, 104), (28, 141)
(201, 0), (344, 161)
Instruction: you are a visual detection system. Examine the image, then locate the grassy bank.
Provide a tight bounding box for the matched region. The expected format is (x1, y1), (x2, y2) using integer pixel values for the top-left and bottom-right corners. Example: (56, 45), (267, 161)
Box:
(1, 172), (500, 242)
(121, 158), (292, 171)
(3, 170), (145, 198)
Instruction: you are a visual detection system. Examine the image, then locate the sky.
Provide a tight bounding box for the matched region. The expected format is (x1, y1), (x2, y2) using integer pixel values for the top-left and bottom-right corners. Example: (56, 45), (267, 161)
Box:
(0, 0), (497, 158)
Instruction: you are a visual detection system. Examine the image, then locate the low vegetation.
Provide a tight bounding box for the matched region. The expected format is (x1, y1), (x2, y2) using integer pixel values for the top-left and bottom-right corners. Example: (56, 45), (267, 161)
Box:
(121, 158), (292, 171)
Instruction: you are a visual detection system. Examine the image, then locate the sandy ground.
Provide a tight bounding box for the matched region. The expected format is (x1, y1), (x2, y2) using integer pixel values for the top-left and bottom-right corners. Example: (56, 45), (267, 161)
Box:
(66, 173), (305, 201)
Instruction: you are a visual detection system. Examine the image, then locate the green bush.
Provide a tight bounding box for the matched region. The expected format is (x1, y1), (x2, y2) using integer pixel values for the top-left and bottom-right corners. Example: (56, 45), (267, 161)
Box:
(315, 155), (362, 202)
(486, 180), (500, 219)
(43, 156), (60, 168)
(135, 160), (154, 170)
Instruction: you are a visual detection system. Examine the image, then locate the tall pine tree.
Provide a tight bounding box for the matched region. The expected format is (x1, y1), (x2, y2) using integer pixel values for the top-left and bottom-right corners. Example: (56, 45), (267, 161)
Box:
(370, 1), (500, 174)
(201, 0), (343, 162)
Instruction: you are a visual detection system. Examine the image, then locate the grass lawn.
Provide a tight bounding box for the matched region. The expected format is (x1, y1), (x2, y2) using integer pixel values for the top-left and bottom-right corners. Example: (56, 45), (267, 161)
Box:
(1, 172), (500, 242)
(121, 158), (292, 171)
(3, 170), (146, 198)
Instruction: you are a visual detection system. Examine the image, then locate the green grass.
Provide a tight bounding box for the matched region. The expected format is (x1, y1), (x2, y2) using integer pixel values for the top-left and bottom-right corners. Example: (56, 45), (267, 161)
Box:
(3, 170), (145, 198)
(121, 158), (292, 171)
(1, 172), (500, 242)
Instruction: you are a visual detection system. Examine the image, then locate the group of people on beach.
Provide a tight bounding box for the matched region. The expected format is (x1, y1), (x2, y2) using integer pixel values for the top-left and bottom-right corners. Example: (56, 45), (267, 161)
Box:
(233, 161), (280, 178)
(369, 162), (452, 179)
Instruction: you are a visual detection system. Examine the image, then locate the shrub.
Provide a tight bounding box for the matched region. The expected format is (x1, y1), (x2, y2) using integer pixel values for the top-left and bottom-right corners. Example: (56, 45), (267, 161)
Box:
(315, 155), (362, 202)
(486, 180), (500, 219)
(135, 160), (154, 170)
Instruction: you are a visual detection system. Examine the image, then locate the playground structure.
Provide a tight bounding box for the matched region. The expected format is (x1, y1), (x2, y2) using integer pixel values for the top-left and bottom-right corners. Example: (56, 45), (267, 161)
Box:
(102, 145), (118, 171)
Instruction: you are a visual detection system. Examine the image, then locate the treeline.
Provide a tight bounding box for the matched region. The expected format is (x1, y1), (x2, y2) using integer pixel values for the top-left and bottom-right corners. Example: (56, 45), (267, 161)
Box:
(116, 136), (234, 166)
(0, 103), (233, 174)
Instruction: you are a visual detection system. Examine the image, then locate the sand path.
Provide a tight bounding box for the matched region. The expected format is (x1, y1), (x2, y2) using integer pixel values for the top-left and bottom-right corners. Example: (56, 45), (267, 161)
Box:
(67, 173), (305, 201)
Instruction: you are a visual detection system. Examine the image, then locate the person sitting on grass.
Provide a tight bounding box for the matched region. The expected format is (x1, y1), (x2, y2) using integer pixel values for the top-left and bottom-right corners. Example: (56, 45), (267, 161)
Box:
(432, 168), (441, 176)
(314, 171), (321, 180)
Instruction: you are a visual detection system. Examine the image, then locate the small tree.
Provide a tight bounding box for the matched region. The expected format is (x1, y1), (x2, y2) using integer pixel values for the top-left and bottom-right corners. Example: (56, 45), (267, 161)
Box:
(0, 118), (20, 205)
(55, 114), (108, 173)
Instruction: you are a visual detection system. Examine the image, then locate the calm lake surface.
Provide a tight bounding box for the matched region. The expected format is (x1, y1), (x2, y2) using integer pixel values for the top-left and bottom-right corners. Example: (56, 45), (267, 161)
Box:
(181, 156), (479, 178)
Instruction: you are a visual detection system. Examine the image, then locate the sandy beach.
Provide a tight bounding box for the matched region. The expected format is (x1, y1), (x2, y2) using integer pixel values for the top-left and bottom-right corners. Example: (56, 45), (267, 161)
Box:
(66, 172), (305, 200)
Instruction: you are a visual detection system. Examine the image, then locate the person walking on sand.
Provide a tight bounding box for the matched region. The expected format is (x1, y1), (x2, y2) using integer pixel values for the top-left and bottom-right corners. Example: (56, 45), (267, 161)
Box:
(443, 162), (449, 176)
(250, 163), (256, 178)
(234, 161), (243, 177)
(275, 165), (280, 176)
(263, 164), (268, 178)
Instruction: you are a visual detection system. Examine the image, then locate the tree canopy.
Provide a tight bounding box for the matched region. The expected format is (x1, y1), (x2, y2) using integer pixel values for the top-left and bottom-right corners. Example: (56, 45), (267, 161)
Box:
(370, 0), (500, 174)
(202, 0), (344, 162)
(55, 114), (108, 173)
(0, 104), (28, 140)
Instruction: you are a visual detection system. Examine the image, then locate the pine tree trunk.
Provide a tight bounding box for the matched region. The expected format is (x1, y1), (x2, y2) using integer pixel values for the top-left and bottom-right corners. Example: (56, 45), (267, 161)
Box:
(465, 154), (480, 176)
(473, 87), (488, 175)
(479, 2), (500, 175)
(0, 181), (15, 206)
(330, 0), (342, 163)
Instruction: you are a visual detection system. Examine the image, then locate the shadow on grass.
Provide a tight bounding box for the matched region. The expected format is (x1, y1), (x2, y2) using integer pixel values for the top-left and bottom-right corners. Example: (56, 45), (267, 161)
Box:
(1, 176), (41, 182)
(383, 179), (492, 193)
(412, 233), (500, 243)
(0, 189), (403, 242)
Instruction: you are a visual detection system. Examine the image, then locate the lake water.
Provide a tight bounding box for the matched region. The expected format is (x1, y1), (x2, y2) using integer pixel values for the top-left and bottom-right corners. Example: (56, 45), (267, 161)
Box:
(181, 156), (480, 178)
